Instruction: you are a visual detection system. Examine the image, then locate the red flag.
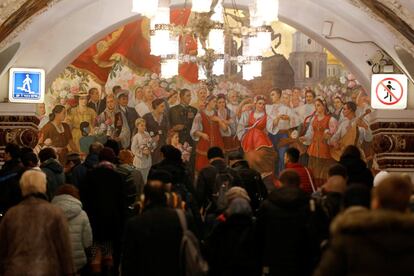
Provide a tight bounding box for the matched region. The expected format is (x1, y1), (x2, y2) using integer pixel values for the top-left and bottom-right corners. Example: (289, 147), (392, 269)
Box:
(72, 8), (199, 84)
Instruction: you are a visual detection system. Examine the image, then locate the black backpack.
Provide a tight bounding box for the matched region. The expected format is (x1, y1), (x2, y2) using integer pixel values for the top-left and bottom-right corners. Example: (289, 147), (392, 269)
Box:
(211, 167), (234, 212)
(176, 209), (209, 276)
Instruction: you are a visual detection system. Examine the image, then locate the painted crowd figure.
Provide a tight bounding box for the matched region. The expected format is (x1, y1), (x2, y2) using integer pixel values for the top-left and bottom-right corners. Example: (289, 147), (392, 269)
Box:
(39, 83), (373, 189)
(190, 95), (231, 172)
(237, 95), (275, 178)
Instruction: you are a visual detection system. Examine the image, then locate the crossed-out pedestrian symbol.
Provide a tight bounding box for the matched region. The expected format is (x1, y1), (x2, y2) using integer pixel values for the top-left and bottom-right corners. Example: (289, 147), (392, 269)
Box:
(375, 77), (403, 105)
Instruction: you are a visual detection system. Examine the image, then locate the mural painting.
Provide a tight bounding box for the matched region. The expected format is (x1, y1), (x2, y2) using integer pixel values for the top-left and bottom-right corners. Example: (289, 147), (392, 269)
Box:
(38, 13), (373, 187)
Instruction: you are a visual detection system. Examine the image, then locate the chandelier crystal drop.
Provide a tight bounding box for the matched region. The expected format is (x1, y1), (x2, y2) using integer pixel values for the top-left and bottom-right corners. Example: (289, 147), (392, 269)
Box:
(207, 28), (225, 55)
(191, 0), (213, 13)
(150, 7), (173, 56)
(255, 0), (279, 25)
(161, 59), (178, 79)
(132, 0), (159, 19)
(210, 0), (224, 23)
(132, 0), (279, 85)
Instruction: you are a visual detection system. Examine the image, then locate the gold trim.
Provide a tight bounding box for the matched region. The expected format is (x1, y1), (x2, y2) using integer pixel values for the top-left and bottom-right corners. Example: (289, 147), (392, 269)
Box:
(92, 26), (125, 68)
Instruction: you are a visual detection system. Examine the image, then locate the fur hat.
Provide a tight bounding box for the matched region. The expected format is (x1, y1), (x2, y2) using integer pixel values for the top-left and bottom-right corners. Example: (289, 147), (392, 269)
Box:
(226, 186), (250, 203)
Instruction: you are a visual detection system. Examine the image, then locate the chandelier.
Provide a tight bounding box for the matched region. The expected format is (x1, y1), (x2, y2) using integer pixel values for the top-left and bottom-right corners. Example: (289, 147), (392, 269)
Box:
(132, 0), (279, 90)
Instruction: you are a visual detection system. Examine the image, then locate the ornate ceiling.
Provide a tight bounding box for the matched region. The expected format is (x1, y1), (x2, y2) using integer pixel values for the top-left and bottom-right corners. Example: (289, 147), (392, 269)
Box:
(0, 0), (413, 47)
(0, 0), (413, 89)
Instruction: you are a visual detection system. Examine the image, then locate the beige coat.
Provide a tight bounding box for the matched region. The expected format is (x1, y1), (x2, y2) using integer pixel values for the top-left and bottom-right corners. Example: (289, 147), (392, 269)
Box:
(0, 194), (75, 275)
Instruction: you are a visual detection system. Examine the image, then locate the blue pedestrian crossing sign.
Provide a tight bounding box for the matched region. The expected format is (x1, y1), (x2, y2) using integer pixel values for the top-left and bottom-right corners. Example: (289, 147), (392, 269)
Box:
(9, 68), (45, 103)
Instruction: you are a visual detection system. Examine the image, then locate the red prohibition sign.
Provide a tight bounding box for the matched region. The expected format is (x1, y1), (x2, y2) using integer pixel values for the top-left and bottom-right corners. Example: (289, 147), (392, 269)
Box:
(376, 77), (403, 105)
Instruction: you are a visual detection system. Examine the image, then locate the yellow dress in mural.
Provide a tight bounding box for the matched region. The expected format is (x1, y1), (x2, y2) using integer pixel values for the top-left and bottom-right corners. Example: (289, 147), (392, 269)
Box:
(67, 106), (97, 150)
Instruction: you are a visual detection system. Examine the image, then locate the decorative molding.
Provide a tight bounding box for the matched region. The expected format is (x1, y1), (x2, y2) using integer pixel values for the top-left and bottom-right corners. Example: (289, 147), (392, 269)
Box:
(347, 0), (414, 58)
(371, 120), (414, 170)
(0, 115), (39, 162)
(0, 0), (63, 48)
(0, 0), (27, 25)
(377, 0), (414, 31)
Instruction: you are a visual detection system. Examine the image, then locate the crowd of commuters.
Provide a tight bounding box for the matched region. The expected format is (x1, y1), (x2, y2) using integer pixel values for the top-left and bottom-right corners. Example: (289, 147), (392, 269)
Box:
(0, 137), (413, 275)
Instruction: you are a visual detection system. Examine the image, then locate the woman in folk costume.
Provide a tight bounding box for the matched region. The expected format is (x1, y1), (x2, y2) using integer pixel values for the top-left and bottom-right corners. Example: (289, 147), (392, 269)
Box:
(216, 94), (240, 155)
(190, 95), (231, 171)
(300, 98), (337, 187)
(237, 95), (275, 177)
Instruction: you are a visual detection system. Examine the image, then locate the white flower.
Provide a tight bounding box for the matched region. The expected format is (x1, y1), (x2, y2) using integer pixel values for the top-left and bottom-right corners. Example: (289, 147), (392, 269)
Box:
(59, 90), (68, 98)
(151, 73), (158, 80)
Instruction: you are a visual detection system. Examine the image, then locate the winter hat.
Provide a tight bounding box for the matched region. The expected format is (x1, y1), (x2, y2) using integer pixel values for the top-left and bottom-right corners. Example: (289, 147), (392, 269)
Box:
(225, 197), (252, 218)
(343, 183), (371, 209)
(99, 147), (116, 163)
(226, 186), (251, 203)
(207, 146), (224, 160)
(373, 171), (389, 187)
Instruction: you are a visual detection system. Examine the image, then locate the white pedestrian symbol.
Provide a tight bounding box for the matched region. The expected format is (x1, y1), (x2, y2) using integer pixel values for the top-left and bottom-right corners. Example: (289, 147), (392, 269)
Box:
(18, 74), (34, 94)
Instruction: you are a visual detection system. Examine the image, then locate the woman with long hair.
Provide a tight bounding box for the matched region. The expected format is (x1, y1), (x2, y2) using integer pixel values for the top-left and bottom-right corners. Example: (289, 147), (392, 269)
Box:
(39, 105), (78, 164)
(216, 94), (240, 155)
(237, 95), (275, 177)
(190, 95), (230, 171)
(332, 96), (344, 121)
(299, 98), (337, 187)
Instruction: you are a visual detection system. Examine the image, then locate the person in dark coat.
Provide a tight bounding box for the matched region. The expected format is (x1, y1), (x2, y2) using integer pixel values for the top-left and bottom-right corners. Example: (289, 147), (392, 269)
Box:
(117, 90), (139, 140)
(81, 147), (125, 275)
(169, 89), (197, 146)
(143, 98), (170, 164)
(257, 169), (312, 276)
(87, 87), (106, 116)
(314, 174), (414, 276)
(150, 145), (202, 236)
(64, 152), (81, 185)
(308, 165), (348, 267)
(150, 145), (194, 200)
(228, 151), (267, 213)
(0, 170), (74, 275)
(39, 147), (65, 199)
(116, 149), (144, 218)
(72, 142), (103, 188)
(339, 145), (373, 188)
(196, 147), (243, 215)
(122, 172), (184, 276)
(204, 187), (261, 276)
(0, 143), (24, 214)
(0, 143), (23, 176)
(169, 89), (197, 173)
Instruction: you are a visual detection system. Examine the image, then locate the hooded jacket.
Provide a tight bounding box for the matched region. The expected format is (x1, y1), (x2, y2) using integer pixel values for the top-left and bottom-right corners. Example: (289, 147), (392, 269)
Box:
(81, 161), (125, 242)
(40, 158), (65, 199)
(339, 156), (373, 188)
(204, 198), (261, 276)
(314, 209), (414, 276)
(52, 194), (92, 271)
(231, 160), (268, 212)
(72, 153), (100, 187)
(257, 186), (312, 276)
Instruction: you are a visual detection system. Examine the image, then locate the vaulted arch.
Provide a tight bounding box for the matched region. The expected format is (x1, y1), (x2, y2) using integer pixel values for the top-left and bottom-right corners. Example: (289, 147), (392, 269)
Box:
(0, 0), (412, 98)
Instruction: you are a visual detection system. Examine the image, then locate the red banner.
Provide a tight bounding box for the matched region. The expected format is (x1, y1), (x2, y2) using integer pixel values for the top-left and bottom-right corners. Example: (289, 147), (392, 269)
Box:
(72, 8), (198, 84)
